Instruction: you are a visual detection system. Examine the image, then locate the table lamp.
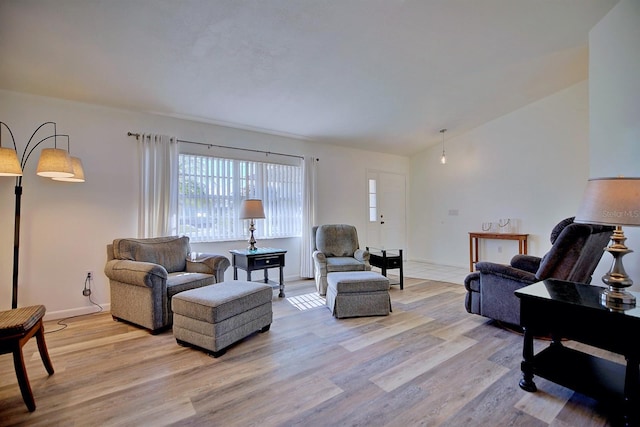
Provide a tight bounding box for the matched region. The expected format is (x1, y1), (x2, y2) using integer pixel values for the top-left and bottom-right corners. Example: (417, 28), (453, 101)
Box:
(574, 177), (640, 309)
(239, 199), (265, 251)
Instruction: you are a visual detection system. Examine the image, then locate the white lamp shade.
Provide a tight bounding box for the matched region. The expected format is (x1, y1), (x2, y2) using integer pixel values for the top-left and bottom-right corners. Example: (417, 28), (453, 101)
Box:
(575, 177), (640, 227)
(239, 199), (266, 219)
(36, 148), (74, 178)
(52, 157), (86, 182)
(0, 147), (23, 176)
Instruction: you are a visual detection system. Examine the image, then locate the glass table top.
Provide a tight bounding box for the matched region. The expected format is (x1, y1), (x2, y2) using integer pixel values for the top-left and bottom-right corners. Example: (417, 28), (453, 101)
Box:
(516, 279), (640, 317)
(367, 247), (402, 257)
(229, 247), (287, 255)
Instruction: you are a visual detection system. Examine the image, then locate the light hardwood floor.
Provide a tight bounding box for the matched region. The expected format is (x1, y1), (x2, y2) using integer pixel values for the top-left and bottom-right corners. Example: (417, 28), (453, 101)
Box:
(0, 277), (617, 426)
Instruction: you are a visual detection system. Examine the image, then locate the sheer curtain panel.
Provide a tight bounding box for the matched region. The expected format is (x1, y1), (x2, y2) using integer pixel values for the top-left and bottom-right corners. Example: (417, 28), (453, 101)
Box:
(300, 156), (318, 278)
(138, 134), (179, 238)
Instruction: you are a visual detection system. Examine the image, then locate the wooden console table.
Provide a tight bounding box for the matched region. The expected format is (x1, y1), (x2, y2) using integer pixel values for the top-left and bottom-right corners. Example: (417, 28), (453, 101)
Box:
(468, 232), (528, 271)
(516, 280), (640, 426)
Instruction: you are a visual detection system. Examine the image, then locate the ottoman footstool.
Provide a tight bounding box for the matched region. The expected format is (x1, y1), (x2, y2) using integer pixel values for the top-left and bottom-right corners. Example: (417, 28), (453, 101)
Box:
(172, 281), (272, 357)
(326, 271), (391, 318)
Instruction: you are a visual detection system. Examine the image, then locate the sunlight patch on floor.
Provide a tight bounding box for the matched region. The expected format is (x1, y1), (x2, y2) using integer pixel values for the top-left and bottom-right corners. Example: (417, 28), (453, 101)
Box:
(287, 292), (326, 311)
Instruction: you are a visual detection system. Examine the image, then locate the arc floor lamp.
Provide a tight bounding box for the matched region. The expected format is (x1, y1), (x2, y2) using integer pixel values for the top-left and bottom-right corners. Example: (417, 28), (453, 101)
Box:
(0, 121), (86, 309)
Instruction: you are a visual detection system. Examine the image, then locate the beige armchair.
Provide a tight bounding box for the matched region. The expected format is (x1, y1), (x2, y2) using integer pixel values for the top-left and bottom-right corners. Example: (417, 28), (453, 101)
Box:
(104, 236), (229, 333)
(312, 224), (371, 295)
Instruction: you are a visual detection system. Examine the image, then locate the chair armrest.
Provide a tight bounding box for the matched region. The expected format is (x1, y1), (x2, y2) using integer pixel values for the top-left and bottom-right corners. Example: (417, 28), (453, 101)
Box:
(475, 261), (538, 284)
(464, 271), (480, 292)
(354, 248), (370, 263)
(104, 259), (167, 288)
(312, 251), (328, 277)
(510, 255), (541, 274)
(186, 254), (230, 280)
(312, 250), (326, 264)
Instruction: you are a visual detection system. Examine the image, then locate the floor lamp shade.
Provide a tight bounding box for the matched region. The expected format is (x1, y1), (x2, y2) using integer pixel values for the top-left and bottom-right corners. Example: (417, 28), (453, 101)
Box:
(0, 147), (23, 176)
(36, 148), (74, 178)
(52, 156), (86, 182)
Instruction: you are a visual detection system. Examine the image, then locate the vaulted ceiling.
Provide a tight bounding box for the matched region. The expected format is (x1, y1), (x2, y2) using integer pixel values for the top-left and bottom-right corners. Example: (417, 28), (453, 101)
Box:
(0, 0), (619, 155)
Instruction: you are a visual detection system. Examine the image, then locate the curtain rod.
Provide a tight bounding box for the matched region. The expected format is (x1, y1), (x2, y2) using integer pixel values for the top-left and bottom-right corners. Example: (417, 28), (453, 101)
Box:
(127, 132), (308, 160)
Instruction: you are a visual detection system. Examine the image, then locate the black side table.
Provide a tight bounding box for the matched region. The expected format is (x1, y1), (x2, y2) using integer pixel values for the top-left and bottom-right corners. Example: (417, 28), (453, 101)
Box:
(229, 248), (287, 297)
(516, 279), (640, 426)
(366, 247), (403, 290)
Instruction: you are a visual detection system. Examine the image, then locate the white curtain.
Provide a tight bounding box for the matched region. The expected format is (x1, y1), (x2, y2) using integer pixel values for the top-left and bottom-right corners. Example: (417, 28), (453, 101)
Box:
(138, 134), (179, 238)
(300, 156), (318, 278)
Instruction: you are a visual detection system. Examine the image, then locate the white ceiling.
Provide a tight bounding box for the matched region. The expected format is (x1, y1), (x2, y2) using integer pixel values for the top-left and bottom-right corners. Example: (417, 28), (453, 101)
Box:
(0, 0), (619, 155)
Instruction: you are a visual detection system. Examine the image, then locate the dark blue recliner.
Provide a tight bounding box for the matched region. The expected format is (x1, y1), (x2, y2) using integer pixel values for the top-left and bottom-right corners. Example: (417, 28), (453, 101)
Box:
(464, 217), (613, 326)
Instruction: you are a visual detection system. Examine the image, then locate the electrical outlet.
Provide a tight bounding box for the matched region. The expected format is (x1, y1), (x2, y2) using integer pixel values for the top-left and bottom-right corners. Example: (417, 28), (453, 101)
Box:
(83, 271), (93, 297)
(498, 246), (503, 253)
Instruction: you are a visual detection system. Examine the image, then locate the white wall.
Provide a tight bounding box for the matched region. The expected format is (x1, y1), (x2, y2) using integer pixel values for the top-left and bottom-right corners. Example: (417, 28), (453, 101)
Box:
(589, 0), (640, 290)
(0, 90), (409, 317)
(409, 81), (591, 269)
(5, 0), (634, 317)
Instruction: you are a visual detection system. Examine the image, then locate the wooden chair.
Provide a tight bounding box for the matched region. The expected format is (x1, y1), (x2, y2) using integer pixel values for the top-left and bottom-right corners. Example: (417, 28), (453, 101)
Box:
(0, 305), (55, 412)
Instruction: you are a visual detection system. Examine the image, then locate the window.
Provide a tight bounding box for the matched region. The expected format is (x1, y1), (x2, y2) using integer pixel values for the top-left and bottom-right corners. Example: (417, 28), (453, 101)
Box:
(368, 178), (377, 222)
(178, 154), (303, 242)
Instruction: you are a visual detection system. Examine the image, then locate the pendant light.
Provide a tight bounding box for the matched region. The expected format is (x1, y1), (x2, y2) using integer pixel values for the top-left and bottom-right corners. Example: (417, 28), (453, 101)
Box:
(440, 128), (447, 165)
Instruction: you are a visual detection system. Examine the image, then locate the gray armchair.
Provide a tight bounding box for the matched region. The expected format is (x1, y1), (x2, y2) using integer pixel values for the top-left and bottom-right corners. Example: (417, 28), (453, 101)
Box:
(312, 224), (371, 295)
(104, 236), (230, 333)
(464, 217), (613, 326)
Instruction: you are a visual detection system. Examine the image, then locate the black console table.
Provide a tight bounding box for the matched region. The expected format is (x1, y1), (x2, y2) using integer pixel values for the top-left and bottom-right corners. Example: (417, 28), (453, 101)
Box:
(230, 248), (287, 297)
(366, 247), (403, 290)
(515, 279), (640, 426)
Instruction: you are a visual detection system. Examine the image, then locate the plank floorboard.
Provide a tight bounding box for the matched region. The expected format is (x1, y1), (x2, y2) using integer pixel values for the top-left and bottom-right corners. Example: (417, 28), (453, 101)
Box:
(0, 278), (621, 426)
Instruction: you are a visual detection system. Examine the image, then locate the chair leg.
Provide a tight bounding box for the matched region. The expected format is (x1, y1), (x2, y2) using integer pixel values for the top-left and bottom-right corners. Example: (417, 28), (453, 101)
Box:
(12, 345), (36, 412)
(35, 321), (55, 375)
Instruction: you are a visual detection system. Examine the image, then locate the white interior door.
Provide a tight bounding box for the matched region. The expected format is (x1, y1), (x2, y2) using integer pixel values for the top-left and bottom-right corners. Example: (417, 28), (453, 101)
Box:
(366, 171), (407, 256)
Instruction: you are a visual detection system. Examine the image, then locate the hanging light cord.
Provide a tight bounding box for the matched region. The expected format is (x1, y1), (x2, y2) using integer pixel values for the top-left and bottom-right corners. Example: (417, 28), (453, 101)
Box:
(440, 128), (447, 164)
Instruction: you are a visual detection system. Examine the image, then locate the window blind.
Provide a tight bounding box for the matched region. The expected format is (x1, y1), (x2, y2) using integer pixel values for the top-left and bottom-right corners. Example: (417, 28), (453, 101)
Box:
(178, 154), (302, 243)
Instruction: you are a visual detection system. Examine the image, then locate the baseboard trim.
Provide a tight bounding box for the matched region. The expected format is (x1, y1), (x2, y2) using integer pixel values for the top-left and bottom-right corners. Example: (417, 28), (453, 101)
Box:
(43, 276), (311, 321)
(408, 258), (466, 270)
(44, 303), (111, 321)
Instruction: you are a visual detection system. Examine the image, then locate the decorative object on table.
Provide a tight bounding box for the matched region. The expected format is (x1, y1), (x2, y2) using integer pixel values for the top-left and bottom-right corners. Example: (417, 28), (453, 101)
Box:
(498, 218), (513, 233)
(482, 218), (520, 234)
(239, 198), (266, 251)
(481, 222), (497, 232)
(0, 121), (86, 309)
(439, 128), (447, 165)
(575, 177), (640, 309)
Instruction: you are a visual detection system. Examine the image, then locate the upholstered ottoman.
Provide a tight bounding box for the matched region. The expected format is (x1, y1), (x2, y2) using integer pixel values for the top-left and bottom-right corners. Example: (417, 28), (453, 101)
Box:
(172, 281), (272, 357)
(326, 271), (391, 318)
